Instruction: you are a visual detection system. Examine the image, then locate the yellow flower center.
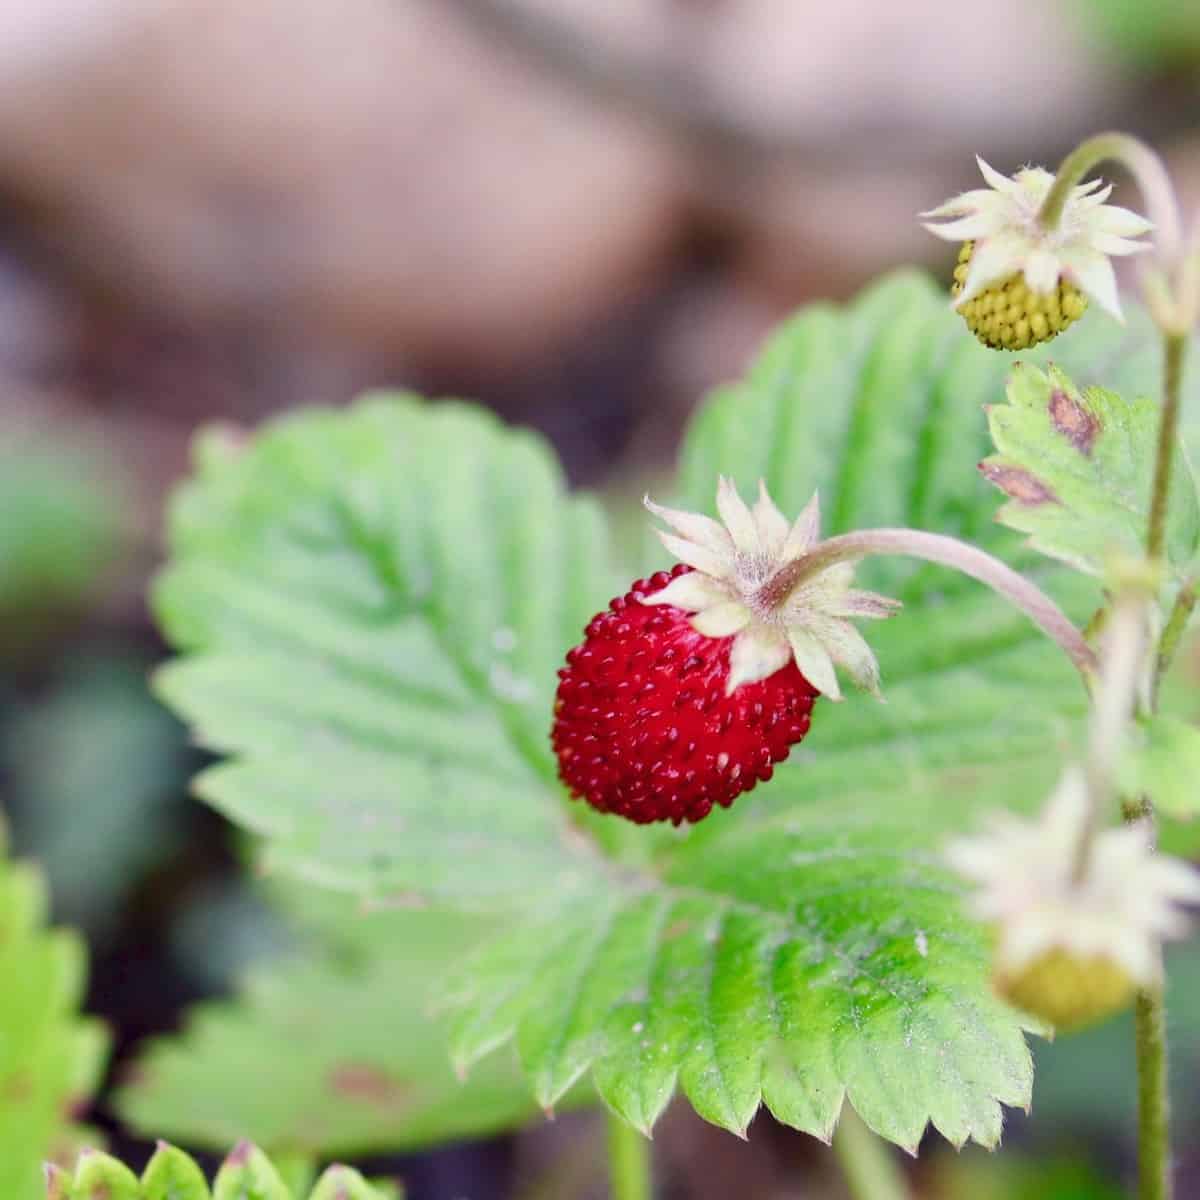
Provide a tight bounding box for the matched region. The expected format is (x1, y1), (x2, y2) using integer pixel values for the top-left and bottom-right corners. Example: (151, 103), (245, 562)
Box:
(952, 241), (1087, 351)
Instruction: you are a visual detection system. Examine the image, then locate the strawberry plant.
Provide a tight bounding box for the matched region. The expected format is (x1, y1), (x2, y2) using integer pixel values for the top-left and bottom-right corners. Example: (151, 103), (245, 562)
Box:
(32, 131), (1200, 1198)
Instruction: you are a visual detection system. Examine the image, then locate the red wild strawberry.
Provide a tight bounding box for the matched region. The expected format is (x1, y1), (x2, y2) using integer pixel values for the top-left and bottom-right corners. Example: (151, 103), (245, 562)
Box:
(553, 565), (819, 824)
(552, 479), (901, 825)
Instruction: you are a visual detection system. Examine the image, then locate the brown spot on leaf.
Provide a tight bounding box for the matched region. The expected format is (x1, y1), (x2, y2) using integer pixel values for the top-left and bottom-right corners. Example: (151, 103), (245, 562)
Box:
(664, 918), (692, 940)
(979, 462), (1060, 506)
(329, 1063), (412, 1109)
(1048, 388), (1100, 454)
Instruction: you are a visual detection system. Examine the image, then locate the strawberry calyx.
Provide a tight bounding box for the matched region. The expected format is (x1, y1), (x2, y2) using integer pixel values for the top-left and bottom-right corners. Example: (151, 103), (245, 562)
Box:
(643, 479), (900, 700)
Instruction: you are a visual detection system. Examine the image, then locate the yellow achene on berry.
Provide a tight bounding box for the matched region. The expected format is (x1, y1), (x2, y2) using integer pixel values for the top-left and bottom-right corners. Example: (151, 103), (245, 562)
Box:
(952, 241), (1087, 350)
(996, 947), (1134, 1032)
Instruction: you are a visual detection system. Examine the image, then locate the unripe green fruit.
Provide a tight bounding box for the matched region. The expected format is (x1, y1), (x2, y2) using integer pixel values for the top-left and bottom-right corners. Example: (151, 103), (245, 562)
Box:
(953, 241), (1087, 350)
(996, 947), (1134, 1032)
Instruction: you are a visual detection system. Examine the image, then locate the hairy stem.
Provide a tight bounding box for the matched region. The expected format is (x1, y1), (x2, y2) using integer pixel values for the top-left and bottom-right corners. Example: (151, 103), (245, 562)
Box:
(832, 1108), (909, 1200)
(607, 1113), (652, 1200)
(1135, 984), (1172, 1200)
(1038, 133), (1181, 262)
(1156, 583), (1196, 696)
(1147, 334), (1189, 562)
(758, 528), (1098, 684)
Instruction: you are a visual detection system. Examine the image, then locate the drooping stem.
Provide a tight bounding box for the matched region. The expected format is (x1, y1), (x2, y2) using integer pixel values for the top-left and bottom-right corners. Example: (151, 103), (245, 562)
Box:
(756, 528), (1098, 684)
(1135, 984), (1172, 1200)
(606, 1112), (652, 1200)
(1147, 334), (1189, 562)
(831, 1108), (910, 1200)
(1037, 132), (1181, 263)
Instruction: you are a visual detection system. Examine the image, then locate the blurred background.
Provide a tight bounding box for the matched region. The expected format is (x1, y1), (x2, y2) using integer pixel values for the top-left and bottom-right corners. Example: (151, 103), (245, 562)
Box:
(2, 1), (1199, 1197)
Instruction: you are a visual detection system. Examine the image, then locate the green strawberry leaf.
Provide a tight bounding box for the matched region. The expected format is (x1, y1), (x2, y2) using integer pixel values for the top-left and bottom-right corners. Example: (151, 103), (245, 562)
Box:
(153, 401), (625, 903)
(151, 272), (1198, 1152)
(0, 826), (108, 1200)
(115, 905), (559, 1156)
(980, 361), (1200, 578)
(1120, 714), (1200, 819)
(45, 1143), (397, 1200)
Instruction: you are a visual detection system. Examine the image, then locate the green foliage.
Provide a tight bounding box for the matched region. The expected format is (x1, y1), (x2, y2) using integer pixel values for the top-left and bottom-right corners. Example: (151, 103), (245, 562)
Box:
(1120, 714), (1200, 819)
(45, 1142), (397, 1200)
(931, 1148), (1126, 1200)
(116, 904), (556, 1156)
(2, 654), (191, 942)
(1081, 0), (1200, 66)
(0, 442), (122, 621)
(0, 829), (108, 1200)
(980, 362), (1199, 579)
(150, 272), (1199, 1151)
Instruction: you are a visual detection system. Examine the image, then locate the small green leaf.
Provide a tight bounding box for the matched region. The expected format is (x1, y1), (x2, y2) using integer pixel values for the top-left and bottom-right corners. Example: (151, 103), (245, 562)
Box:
(309, 1166), (393, 1200)
(268, 1157), (315, 1199)
(50, 1141), (393, 1200)
(71, 1151), (139, 1200)
(141, 1143), (212, 1200)
(980, 362), (1200, 577)
(0, 826), (108, 1200)
(212, 1143), (291, 1200)
(0, 440), (122, 623)
(1121, 714), (1200, 818)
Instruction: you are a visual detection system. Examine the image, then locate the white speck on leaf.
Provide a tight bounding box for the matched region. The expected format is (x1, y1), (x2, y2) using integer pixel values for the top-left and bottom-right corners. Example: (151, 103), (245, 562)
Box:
(632, 1021), (644, 1034)
(491, 626), (517, 652)
(915, 930), (929, 957)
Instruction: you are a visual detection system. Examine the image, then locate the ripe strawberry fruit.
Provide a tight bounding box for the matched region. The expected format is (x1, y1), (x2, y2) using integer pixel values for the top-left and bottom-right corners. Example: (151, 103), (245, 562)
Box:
(551, 478), (899, 825)
(553, 564), (819, 824)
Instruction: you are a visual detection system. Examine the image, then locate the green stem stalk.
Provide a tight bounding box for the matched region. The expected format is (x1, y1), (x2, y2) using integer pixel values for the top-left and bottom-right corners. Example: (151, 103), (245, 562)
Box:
(758, 528), (1098, 685)
(1147, 335), (1189, 562)
(1135, 985), (1172, 1200)
(1125, 327), (1191, 1200)
(832, 1108), (909, 1200)
(606, 1113), (652, 1200)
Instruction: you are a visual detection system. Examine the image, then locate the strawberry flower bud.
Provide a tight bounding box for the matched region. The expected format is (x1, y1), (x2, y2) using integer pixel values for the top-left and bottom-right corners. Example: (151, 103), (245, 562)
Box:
(923, 157), (1153, 349)
(946, 768), (1200, 1030)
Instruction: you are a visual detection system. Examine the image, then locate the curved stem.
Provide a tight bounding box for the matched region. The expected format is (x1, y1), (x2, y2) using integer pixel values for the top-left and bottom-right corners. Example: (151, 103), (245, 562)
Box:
(606, 1112), (652, 1200)
(757, 528), (1098, 684)
(1037, 132), (1181, 264)
(832, 1108), (909, 1200)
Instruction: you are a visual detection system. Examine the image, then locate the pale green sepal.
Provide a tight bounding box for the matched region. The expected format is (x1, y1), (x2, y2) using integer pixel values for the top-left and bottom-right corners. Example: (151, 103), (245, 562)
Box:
(212, 1143), (291, 1200)
(141, 1143), (211, 1200)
